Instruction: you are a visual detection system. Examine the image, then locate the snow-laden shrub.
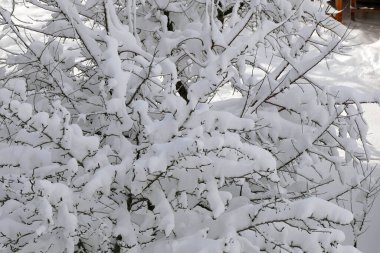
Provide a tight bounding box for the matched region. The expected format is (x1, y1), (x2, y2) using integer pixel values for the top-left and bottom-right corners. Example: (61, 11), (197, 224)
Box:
(0, 0), (379, 252)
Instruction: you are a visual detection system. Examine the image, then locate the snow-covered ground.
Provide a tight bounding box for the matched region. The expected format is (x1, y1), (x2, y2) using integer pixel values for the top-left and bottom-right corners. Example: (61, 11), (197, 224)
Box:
(318, 14), (380, 252)
(217, 14), (380, 252)
(349, 16), (380, 252)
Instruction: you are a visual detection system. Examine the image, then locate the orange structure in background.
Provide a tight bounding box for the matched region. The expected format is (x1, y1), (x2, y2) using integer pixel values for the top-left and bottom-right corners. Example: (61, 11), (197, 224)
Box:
(335, 0), (343, 22)
(350, 0), (380, 20)
(334, 0), (380, 21)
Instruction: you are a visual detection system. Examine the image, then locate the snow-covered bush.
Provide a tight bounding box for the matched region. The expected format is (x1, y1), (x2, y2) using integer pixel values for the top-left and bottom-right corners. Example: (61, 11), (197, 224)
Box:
(0, 0), (379, 252)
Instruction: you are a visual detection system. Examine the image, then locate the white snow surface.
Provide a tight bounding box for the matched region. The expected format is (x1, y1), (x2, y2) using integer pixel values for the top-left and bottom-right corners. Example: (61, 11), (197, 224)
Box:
(293, 15), (380, 253)
(322, 16), (380, 253)
(212, 13), (380, 253)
